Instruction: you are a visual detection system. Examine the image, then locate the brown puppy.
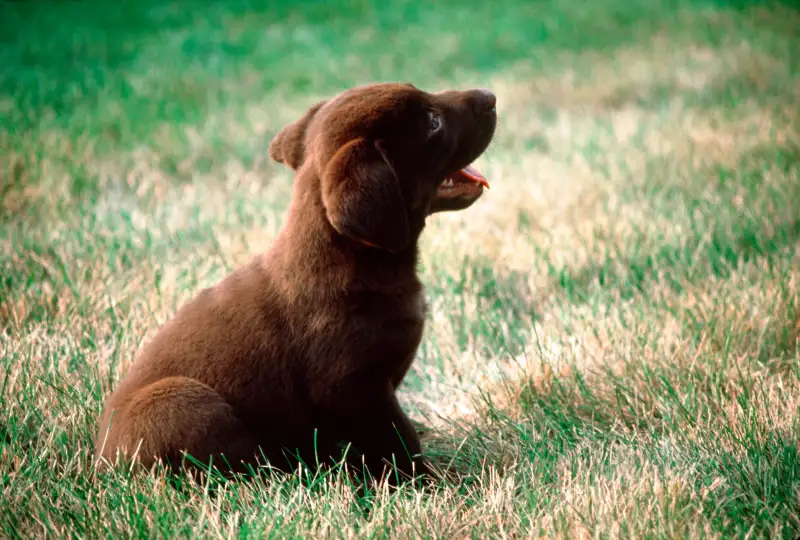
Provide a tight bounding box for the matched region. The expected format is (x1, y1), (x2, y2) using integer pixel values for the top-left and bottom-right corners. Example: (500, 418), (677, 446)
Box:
(94, 82), (497, 483)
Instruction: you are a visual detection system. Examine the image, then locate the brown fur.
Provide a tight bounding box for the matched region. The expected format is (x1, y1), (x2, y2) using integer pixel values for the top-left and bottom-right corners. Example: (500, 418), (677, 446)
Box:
(94, 82), (497, 483)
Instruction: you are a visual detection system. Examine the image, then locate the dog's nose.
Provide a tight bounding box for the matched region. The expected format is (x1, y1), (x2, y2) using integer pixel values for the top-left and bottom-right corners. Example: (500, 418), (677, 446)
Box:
(471, 88), (497, 113)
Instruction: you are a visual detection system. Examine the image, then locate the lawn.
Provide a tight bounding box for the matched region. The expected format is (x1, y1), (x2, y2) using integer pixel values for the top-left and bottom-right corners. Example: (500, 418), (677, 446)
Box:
(2, 0), (800, 537)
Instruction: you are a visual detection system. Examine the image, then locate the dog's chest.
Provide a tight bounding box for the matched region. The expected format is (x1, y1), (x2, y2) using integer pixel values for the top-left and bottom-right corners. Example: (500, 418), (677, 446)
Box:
(304, 291), (426, 367)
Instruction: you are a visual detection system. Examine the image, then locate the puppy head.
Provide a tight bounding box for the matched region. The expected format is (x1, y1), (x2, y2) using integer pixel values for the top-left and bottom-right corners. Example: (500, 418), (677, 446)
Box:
(269, 82), (497, 252)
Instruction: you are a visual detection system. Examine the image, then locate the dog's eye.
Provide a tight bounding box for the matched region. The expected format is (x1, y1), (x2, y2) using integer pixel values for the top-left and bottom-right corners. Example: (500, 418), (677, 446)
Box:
(427, 111), (442, 134)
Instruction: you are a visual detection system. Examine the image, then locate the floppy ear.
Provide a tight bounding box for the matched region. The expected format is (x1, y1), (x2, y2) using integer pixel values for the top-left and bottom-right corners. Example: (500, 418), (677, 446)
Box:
(322, 138), (410, 252)
(268, 100), (327, 170)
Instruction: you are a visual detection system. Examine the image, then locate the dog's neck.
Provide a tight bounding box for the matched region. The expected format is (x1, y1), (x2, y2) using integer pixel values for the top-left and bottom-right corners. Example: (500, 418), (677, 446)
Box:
(267, 173), (423, 296)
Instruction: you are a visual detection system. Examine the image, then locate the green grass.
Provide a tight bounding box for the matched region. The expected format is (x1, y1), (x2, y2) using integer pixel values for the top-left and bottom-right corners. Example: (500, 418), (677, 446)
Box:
(2, 0), (800, 537)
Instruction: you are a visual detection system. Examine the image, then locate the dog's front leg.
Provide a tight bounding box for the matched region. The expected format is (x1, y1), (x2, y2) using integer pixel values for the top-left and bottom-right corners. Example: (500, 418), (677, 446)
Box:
(322, 380), (431, 484)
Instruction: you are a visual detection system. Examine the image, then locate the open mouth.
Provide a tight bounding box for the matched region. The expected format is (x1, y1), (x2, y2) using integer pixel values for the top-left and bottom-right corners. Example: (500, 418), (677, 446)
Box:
(436, 165), (490, 199)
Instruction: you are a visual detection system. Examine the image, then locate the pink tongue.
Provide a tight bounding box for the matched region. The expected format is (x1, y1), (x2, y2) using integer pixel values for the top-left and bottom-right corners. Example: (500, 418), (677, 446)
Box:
(455, 165), (490, 189)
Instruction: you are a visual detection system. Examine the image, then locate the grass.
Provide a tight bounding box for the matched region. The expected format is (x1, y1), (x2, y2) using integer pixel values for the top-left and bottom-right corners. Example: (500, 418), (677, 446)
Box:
(2, 0), (800, 536)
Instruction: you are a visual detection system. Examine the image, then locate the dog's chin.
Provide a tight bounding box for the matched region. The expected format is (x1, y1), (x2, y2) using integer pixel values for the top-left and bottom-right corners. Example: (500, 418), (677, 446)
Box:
(428, 164), (488, 214)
